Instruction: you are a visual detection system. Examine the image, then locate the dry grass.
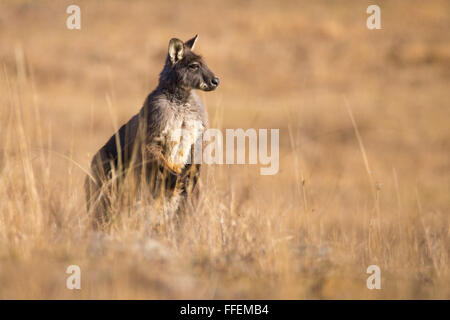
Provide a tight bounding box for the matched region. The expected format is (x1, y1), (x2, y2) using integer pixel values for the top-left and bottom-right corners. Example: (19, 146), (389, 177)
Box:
(0, 0), (449, 299)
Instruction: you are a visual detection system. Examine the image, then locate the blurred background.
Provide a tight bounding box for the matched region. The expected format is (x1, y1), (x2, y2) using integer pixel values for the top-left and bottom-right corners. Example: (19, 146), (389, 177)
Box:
(0, 0), (448, 299)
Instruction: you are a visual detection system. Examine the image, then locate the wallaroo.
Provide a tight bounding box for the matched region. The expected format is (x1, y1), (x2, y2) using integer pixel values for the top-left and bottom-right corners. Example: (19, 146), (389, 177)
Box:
(85, 35), (219, 229)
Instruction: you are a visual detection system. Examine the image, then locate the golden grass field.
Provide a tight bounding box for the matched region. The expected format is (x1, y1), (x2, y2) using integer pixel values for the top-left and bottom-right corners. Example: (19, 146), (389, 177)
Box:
(0, 0), (449, 299)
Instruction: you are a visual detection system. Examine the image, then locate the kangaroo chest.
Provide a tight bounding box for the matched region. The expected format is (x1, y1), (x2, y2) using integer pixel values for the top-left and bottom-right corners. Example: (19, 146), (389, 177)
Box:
(160, 109), (204, 168)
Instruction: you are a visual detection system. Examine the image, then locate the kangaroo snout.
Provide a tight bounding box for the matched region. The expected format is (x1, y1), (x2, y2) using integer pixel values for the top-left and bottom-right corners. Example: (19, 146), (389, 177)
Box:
(204, 76), (219, 91)
(211, 77), (220, 88)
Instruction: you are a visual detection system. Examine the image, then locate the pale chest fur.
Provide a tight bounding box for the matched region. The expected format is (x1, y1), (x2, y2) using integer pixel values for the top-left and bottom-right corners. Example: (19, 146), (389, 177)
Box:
(159, 104), (204, 168)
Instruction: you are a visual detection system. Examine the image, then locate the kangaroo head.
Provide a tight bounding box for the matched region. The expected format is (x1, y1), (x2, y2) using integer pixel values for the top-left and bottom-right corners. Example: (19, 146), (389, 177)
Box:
(164, 35), (219, 92)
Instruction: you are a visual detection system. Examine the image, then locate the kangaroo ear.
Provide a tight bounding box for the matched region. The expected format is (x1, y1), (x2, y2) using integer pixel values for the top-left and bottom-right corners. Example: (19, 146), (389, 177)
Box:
(185, 34), (199, 51)
(168, 38), (185, 65)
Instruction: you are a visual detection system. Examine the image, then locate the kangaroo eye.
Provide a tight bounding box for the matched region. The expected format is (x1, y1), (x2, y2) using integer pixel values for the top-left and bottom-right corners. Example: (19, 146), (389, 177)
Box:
(189, 63), (199, 70)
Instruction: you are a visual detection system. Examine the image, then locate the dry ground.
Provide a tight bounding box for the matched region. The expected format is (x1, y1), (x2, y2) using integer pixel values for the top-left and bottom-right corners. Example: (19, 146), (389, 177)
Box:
(0, 0), (449, 299)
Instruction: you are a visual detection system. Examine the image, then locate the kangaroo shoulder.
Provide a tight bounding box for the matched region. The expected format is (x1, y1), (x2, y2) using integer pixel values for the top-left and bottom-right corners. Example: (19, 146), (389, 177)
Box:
(140, 92), (170, 123)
